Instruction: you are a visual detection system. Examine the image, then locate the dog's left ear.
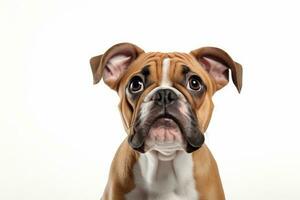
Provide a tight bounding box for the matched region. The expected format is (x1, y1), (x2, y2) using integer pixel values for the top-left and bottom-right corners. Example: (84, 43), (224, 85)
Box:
(190, 47), (243, 92)
(90, 43), (144, 90)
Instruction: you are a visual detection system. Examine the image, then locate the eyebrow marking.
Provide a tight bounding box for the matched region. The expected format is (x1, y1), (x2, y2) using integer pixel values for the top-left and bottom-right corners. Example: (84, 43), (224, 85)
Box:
(141, 65), (150, 77)
(182, 65), (190, 74)
(161, 58), (171, 86)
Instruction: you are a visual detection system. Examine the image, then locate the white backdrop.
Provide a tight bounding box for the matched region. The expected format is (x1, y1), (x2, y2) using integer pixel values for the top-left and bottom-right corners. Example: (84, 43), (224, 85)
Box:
(1, 0), (300, 199)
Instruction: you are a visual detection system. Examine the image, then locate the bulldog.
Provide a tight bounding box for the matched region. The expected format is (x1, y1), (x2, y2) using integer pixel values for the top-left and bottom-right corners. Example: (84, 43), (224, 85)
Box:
(90, 43), (242, 200)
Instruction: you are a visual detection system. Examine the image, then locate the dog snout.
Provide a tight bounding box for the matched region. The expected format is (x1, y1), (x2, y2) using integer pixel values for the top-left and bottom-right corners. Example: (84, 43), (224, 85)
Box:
(151, 89), (178, 106)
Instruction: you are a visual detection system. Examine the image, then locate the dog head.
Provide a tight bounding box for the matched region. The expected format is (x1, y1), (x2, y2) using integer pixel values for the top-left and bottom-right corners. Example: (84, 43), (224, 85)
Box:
(90, 43), (242, 154)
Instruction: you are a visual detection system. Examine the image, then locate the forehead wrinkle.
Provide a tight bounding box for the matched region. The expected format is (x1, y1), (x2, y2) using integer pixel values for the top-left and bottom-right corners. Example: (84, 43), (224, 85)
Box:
(122, 52), (163, 79)
(170, 57), (177, 83)
(168, 52), (191, 61)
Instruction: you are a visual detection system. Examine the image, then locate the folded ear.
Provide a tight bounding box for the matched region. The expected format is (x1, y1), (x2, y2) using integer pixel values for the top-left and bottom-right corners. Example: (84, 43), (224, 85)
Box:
(90, 43), (144, 90)
(190, 47), (243, 92)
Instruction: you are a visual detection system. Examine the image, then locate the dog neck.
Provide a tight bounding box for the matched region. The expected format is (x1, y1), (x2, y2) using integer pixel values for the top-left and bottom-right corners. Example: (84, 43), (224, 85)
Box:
(126, 149), (198, 199)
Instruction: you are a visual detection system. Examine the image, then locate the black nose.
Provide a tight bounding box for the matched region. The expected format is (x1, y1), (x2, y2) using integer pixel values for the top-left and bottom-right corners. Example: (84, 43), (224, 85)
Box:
(152, 89), (178, 106)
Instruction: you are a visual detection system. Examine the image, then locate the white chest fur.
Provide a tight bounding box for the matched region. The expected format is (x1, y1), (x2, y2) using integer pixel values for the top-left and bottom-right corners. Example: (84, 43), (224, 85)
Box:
(125, 151), (199, 200)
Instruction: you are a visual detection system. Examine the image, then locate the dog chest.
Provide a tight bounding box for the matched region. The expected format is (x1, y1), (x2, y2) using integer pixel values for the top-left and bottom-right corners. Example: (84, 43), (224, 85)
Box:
(125, 151), (199, 200)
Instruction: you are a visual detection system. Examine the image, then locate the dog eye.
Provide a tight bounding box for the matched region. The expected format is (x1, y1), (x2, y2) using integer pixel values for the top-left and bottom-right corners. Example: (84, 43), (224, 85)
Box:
(129, 76), (144, 93)
(188, 75), (203, 91)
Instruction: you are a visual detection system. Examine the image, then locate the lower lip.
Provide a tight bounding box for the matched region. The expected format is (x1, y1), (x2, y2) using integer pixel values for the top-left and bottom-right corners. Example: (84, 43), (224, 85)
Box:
(151, 117), (178, 128)
(148, 118), (183, 143)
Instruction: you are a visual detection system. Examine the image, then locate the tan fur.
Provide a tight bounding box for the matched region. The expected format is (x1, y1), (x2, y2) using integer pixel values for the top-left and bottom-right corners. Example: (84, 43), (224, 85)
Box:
(102, 139), (139, 200)
(193, 145), (225, 200)
(90, 43), (242, 200)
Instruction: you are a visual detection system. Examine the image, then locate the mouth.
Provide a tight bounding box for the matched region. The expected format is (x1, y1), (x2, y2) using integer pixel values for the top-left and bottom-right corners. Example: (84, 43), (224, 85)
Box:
(128, 113), (204, 153)
(147, 117), (184, 144)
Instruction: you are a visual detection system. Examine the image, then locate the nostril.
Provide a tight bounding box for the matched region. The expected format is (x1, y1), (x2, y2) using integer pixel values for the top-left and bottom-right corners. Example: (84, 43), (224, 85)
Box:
(152, 92), (162, 102)
(166, 90), (178, 102)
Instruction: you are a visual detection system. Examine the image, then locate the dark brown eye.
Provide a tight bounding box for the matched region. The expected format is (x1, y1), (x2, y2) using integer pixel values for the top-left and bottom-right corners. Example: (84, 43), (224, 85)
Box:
(188, 75), (203, 91)
(129, 76), (144, 93)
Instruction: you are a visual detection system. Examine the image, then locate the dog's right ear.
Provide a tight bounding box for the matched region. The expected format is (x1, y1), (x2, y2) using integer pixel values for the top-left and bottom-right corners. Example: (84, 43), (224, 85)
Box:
(90, 43), (144, 90)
